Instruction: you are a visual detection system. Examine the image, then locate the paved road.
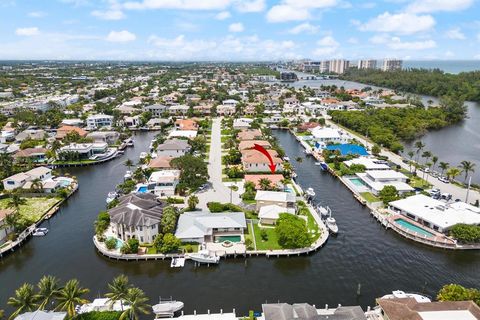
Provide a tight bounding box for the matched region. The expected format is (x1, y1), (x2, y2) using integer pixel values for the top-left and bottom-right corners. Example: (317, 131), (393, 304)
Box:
(327, 120), (480, 204)
(196, 118), (241, 210)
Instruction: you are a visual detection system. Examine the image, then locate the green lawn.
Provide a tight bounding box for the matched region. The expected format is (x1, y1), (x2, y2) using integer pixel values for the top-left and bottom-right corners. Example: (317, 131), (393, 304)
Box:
(0, 197), (62, 223)
(298, 205), (321, 241)
(252, 223), (282, 250)
(360, 192), (380, 203)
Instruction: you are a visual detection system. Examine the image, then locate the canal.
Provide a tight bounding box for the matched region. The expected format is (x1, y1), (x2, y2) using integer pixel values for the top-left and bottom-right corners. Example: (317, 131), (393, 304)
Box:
(1, 129), (479, 315)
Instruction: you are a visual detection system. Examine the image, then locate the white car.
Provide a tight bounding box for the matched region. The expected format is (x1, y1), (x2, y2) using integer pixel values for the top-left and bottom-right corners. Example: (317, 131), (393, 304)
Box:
(438, 176), (450, 183)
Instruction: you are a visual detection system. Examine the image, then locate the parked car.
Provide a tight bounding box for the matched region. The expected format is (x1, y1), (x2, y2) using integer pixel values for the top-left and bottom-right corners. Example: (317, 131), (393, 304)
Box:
(438, 176), (450, 183)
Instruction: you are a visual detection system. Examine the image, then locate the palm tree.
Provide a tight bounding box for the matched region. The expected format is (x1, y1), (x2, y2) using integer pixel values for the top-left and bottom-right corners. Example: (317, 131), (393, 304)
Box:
(119, 287), (150, 320)
(460, 161), (476, 182)
(124, 159), (134, 171)
(7, 283), (38, 319)
(421, 151), (432, 165)
(55, 279), (89, 318)
(414, 141), (425, 163)
(31, 178), (44, 193)
(259, 178), (273, 191)
(0, 309), (5, 319)
(7, 194), (26, 213)
(36, 275), (60, 310)
(447, 167), (461, 182)
(407, 151), (415, 172)
(187, 195), (199, 211)
(105, 275), (130, 311)
(431, 156), (438, 172)
(439, 162), (449, 176)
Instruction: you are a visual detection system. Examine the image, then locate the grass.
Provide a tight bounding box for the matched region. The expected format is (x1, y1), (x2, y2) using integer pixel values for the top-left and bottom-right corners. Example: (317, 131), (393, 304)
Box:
(408, 175), (432, 189)
(252, 223), (282, 250)
(0, 197), (62, 223)
(360, 192), (380, 203)
(298, 205), (321, 242)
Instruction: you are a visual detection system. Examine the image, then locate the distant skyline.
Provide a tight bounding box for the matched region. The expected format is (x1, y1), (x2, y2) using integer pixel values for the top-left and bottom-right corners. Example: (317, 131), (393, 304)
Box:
(1, 0), (480, 61)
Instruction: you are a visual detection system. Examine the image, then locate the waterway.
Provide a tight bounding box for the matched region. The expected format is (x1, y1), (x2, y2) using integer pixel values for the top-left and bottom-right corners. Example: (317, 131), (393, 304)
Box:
(1, 130), (480, 315)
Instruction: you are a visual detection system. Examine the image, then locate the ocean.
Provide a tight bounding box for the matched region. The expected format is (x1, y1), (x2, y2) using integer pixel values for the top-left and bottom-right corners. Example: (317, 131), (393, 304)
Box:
(402, 60), (480, 74)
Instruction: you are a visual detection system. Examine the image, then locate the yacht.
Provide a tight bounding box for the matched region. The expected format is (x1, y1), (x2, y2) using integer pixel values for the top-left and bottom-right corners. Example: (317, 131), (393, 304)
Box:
(125, 138), (134, 147)
(152, 298), (184, 318)
(124, 171), (132, 180)
(139, 152), (148, 160)
(317, 206), (331, 219)
(314, 162), (321, 166)
(380, 290), (431, 303)
(305, 187), (316, 199)
(33, 228), (49, 236)
(187, 250), (220, 264)
(326, 216), (338, 234)
(106, 191), (118, 204)
(319, 162), (329, 171)
(77, 298), (129, 314)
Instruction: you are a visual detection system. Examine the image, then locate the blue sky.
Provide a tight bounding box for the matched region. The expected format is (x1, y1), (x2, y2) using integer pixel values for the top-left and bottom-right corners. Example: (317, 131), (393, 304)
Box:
(1, 0), (480, 60)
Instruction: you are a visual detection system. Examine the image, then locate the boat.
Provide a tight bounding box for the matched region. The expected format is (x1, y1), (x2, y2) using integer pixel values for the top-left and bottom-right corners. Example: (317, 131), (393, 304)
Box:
(33, 228), (48, 236)
(320, 162), (328, 171)
(139, 152), (148, 160)
(124, 171), (132, 180)
(116, 150), (124, 155)
(305, 187), (316, 199)
(283, 156), (290, 161)
(317, 206), (331, 219)
(152, 298), (184, 318)
(106, 191), (118, 204)
(77, 298), (130, 314)
(326, 216), (338, 234)
(125, 138), (134, 147)
(187, 250), (220, 264)
(170, 257), (185, 268)
(314, 162), (321, 166)
(380, 290), (431, 303)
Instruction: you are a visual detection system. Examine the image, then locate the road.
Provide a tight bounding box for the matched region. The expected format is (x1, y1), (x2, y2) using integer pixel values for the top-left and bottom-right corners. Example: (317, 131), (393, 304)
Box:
(327, 119), (480, 204)
(196, 118), (241, 210)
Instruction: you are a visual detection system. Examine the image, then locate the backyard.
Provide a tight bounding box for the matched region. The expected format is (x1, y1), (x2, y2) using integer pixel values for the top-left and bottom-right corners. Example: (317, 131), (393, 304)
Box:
(0, 196), (62, 223)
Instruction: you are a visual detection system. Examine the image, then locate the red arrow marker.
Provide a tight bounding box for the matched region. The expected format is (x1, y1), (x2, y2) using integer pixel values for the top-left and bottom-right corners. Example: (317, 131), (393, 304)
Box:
(253, 143), (276, 173)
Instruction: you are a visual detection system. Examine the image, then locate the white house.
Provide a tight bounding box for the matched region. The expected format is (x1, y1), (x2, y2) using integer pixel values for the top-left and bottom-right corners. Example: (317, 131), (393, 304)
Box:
(311, 127), (351, 148)
(156, 139), (190, 158)
(344, 157), (390, 171)
(2, 167), (58, 193)
(144, 104), (167, 117)
(255, 190), (296, 211)
(86, 114), (113, 130)
(258, 204), (296, 225)
(233, 118), (253, 130)
(356, 170), (413, 195)
(148, 170), (180, 197)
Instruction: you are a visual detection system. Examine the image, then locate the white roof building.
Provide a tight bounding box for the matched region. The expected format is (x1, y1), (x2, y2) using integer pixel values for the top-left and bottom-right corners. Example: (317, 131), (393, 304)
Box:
(344, 157), (390, 170)
(168, 130), (197, 139)
(356, 170), (413, 195)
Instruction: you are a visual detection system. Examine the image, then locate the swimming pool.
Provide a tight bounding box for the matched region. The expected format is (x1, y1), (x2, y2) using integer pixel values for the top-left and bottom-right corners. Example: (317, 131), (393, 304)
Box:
(325, 144), (369, 156)
(394, 218), (434, 238)
(107, 237), (124, 250)
(137, 186), (148, 193)
(216, 236), (242, 243)
(349, 178), (366, 187)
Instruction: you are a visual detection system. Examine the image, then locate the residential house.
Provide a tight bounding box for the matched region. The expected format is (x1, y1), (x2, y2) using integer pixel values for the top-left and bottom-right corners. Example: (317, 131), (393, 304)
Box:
(168, 104), (189, 115)
(175, 211), (247, 243)
(233, 118), (253, 130)
(86, 131), (120, 145)
(147, 169), (180, 197)
(241, 149), (283, 173)
(168, 130), (197, 140)
(56, 125), (87, 140)
(15, 129), (46, 142)
(222, 99), (239, 107)
(86, 114), (113, 130)
(216, 104), (235, 116)
(156, 139), (190, 157)
(261, 303), (366, 320)
(13, 148), (48, 163)
(123, 115), (141, 128)
(108, 193), (165, 244)
(237, 129), (262, 141)
(144, 104), (167, 117)
(175, 119), (198, 131)
(244, 174), (285, 190)
(2, 167), (55, 192)
(356, 170), (414, 195)
(148, 156), (173, 170)
(59, 142), (108, 160)
(311, 127), (351, 149)
(344, 157), (390, 171)
(255, 190), (296, 211)
(193, 105), (212, 115)
(0, 208), (15, 243)
(14, 311), (67, 320)
(238, 140), (271, 151)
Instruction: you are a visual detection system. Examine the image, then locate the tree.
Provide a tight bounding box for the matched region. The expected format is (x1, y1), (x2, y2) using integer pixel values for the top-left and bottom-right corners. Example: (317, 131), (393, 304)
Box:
(449, 224), (480, 243)
(124, 159), (134, 171)
(94, 211), (110, 236)
(407, 151), (415, 172)
(431, 155), (438, 172)
(36, 275), (60, 310)
(437, 284), (480, 305)
(119, 288), (150, 320)
(55, 279), (90, 318)
(414, 141), (425, 163)
(30, 178), (44, 193)
(447, 167), (461, 181)
(170, 155), (208, 190)
(275, 213), (312, 249)
(371, 145), (381, 156)
(121, 238), (139, 254)
(378, 185), (399, 205)
(187, 195), (199, 211)
(439, 162), (449, 176)
(160, 206), (178, 234)
(460, 161), (476, 182)
(8, 283), (38, 319)
(258, 178), (273, 191)
(106, 275), (130, 311)
(7, 194), (27, 213)
(157, 233), (181, 254)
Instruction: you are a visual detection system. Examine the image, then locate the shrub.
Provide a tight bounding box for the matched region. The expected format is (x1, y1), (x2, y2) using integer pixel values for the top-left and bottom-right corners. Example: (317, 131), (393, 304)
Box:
(449, 224), (480, 243)
(260, 229), (268, 241)
(245, 238), (253, 250)
(121, 238), (139, 254)
(207, 202), (243, 213)
(275, 213), (312, 249)
(105, 238), (117, 250)
(75, 311), (122, 320)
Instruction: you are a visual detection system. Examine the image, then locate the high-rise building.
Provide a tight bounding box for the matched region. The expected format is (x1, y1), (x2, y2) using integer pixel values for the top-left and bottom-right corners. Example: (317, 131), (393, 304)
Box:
(329, 59), (350, 74)
(382, 59), (402, 71)
(358, 59), (377, 69)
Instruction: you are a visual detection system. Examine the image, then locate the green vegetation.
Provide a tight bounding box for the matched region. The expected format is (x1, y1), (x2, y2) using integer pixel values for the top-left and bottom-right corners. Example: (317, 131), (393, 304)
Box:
(171, 155), (209, 191)
(76, 311), (122, 320)
(207, 202), (243, 213)
(437, 284), (480, 306)
(160, 206), (180, 234)
(275, 213), (313, 249)
(329, 101), (467, 153)
(152, 233), (182, 254)
(120, 238), (139, 254)
(360, 192), (380, 203)
(378, 186), (399, 205)
(342, 68), (480, 101)
(449, 224), (480, 243)
(252, 224), (280, 250)
(94, 211), (110, 236)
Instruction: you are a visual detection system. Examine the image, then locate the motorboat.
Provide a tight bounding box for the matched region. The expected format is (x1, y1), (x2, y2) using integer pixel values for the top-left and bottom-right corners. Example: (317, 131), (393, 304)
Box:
(317, 206), (331, 219)
(326, 217), (338, 234)
(305, 187), (316, 198)
(124, 171), (132, 180)
(380, 290), (431, 303)
(152, 299), (184, 318)
(170, 257), (185, 268)
(77, 298), (130, 314)
(106, 191), (118, 204)
(125, 138), (134, 147)
(314, 162), (321, 166)
(187, 250), (220, 264)
(139, 152), (148, 160)
(283, 156), (290, 161)
(319, 162), (329, 171)
(33, 228), (48, 236)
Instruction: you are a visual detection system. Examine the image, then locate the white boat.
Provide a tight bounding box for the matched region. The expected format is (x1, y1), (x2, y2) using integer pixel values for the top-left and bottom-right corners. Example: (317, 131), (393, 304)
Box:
(33, 228), (48, 236)
(283, 156), (290, 161)
(187, 250), (220, 264)
(152, 299), (184, 317)
(380, 290), (431, 303)
(314, 162), (321, 166)
(77, 298), (130, 314)
(317, 206), (331, 219)
(106, 191), (118, 204)
(124, 171), (132, 180)
(170, 257), (185, 268)
(326, 216), (338, 234)
(305, 187), (316, 198)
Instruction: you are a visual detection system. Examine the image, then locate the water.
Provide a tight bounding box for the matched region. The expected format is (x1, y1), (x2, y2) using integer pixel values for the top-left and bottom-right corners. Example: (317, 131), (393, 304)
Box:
(394, 218), (434, 238)
(403, 60), (480, 74)
(1, 130), (479, 315)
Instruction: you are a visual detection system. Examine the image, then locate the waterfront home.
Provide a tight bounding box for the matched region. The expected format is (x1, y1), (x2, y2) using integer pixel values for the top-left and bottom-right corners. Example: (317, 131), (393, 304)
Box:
(55, 125), (87, 140)
(14, 311), (67, 320)
(0, 208), (15, 243)
(376, 297), (480, 320)
(2, 172), (31, 190)
(237, 129), (262, 141)
(258, 204), (295, 225)
(108, 193), (165, 244)
(15, 129), (46, 142)
(86, 131), (120, 145)
(144, 104), (167, 117)
(146, 118), (169, 129)
(255, 190), (296, 211)
(168, 130), (198, 140)
(148, 156), (173, 170)
(325, 144), (369, 156)
(168, 104), (189, 115)
(241, 149), (283, 173)
(59, 142), (108, 160)
(389, 194), (480, 233)
(244, 174), (284, 190)
(233, 118), (253, 130)
(156, 139), (190, 157)
(2, 167), (59, 192)
(175, 211), (246, 243)
(13, 147), (48, 163)
(175, 119), (198, 131)
(344, 157), (390, 170)
(216, 104), (236, 115)
(356, 170), (413, 195)
(123, 115), (141, 128)
(86, 114), (114, 130)
(147, 169), (180, 197)
(261, 302), (366, 320)
(238, 140), (271, 151)
(311, 127), (351, 149)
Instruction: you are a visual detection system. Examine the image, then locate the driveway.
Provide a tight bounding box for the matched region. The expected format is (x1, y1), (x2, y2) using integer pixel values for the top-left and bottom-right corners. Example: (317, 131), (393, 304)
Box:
(196, 118), (241, 210)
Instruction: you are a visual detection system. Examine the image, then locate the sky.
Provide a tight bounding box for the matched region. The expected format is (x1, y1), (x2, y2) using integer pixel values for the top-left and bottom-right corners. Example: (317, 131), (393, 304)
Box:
(1, 0), (480, 61)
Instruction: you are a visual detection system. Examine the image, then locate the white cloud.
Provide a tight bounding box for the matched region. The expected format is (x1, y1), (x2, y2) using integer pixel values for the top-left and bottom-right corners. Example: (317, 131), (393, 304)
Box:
(266, 5), (310, 23)
(235, 0), (265, 12)
(474, 53), (480, 60)
(312, 46), (337, 57)
(445, 27), (465, 40)
(288, 23), (319, 34)
(229, 22), (244, 32)
(445, 50), (455, 57)
(106, 30), (136, 42)
(406, 0), (473, 13)
(369, 34), (436, 50)
(360, 12), (435, 35)
(312, 35), (340, 58)
(124, 0), (230, 10)
(215, 11), (231, 20)
(347, 37), (358, 44)
(28, 11), (47, 18)
(92, 9), (126, 20)
(317, 35), (338, 47)
(282, 0), (337, 9)
(15, 27), (40, 36)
